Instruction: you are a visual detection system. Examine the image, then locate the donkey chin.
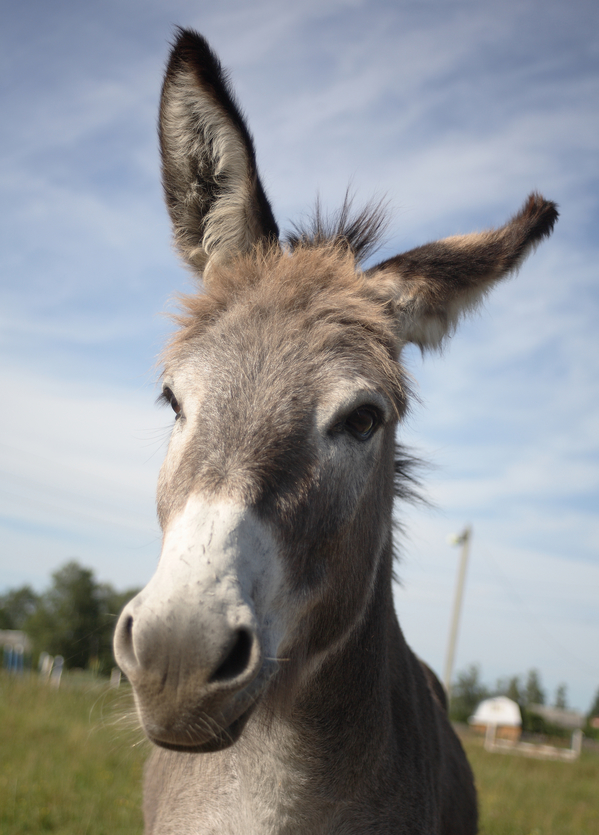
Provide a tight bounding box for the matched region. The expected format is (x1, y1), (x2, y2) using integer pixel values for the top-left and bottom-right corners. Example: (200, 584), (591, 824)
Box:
(131, 665), (274, 754)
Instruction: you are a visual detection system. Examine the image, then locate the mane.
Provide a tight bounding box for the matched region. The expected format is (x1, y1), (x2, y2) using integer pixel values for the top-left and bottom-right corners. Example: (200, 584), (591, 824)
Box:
(393, 444), (424, 504)
(161, 243), (403, 379)
(285, 194), (389, 265)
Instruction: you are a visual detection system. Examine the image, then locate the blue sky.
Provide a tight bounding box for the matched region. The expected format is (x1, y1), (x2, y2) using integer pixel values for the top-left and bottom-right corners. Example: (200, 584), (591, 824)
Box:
(1, 0), (598, 712)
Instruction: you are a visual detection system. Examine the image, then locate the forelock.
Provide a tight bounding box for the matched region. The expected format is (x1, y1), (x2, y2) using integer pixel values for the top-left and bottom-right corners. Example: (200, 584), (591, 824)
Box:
(160, 243), (407, 413)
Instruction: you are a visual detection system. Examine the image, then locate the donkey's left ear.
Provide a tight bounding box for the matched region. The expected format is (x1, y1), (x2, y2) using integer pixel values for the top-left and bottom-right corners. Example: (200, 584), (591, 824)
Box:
(366, 194), (558, 350)
(159, 29), (279, 277)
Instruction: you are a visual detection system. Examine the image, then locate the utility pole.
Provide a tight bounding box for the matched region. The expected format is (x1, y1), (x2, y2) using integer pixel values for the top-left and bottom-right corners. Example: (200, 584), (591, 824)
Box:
(443, 525), (472, 700)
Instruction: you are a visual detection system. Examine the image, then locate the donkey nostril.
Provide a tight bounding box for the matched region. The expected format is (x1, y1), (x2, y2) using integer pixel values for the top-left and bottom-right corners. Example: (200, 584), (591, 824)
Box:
(210, 629), (253, 683)
(124, 615), (133, 638)
(114, 610), (139, 676)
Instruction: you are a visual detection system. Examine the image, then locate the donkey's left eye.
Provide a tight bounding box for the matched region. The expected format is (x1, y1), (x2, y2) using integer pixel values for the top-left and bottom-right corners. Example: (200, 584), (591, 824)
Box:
(160, 387), (182, 418)
(344, 407), (380, 440)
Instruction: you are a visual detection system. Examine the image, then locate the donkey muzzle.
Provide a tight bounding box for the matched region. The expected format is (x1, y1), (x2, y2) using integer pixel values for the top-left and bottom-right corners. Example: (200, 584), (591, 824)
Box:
(114, 499), (284, 751)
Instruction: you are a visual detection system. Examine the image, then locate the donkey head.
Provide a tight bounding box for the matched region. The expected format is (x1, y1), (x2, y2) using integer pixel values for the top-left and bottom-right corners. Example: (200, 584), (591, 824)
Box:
(114, 29), (557, 753)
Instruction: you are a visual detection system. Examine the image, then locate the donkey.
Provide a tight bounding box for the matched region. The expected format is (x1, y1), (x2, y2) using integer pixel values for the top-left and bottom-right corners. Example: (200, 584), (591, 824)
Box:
(114, 29), (557, 835)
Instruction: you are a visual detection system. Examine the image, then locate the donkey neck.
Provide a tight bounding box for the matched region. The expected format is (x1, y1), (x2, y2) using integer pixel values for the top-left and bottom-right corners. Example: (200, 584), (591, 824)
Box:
(234, 551), (408, 823)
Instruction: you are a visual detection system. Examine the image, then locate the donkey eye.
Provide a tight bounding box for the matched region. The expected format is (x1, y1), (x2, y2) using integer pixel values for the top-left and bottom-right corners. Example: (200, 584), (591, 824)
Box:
(160, 387), (181, 418)
(344, 407), (380, 440)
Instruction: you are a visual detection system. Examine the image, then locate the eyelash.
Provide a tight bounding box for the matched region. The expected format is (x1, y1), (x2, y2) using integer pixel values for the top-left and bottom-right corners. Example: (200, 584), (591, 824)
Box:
(159, 387), (181, 418)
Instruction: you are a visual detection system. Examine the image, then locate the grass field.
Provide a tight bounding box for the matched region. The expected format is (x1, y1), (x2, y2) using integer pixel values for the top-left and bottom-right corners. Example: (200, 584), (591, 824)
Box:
(1, 672), (598, 834)
(460, 732), (599, 835)
(0, 672), (145, 834)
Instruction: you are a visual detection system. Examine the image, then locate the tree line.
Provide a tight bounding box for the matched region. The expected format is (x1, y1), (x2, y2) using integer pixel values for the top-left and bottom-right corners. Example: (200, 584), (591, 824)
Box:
(450, 663), (599, 738)
(0, 561), (139, 675)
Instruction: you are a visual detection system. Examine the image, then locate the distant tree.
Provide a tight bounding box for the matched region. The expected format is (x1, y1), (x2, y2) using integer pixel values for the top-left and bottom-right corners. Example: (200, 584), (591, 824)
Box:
(25, 562), (101, 669)
(523, 668), (545, 706)
(554, 682), (568, 710)
(449, 664), (490, 723)
(496, 675), (522, 704)
(494, 669), (552, 733)
(22, 561), (140, 674)
(588, 687), (599, 718)
(0, 586), (39, 630)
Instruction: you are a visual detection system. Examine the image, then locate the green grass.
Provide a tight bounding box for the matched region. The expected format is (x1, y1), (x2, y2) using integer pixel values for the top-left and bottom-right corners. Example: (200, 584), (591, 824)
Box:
(1, 674), (598, 834)
(460, 731), (599, 835)
(0, 672), (145, 835)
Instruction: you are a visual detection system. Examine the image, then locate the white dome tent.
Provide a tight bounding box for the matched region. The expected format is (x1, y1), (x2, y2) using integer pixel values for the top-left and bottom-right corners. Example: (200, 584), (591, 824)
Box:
(470, 697), (584, 761)
(469, 697), (522, 741)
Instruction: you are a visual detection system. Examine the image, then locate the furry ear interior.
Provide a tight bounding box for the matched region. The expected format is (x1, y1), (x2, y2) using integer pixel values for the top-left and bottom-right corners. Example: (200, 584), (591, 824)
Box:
(159, 28), (279, 276)
(367, 194), (558, 349)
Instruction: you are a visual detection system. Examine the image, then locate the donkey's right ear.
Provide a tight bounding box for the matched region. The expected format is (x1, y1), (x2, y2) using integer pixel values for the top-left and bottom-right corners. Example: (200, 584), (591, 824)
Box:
(159, 29), (279, 277)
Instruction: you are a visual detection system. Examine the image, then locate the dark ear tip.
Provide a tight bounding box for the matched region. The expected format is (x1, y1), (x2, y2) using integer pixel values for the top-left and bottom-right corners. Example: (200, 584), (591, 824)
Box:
(521, 192), (559, 242)
(167, 28), (221, 75)
(170, 27), (206, 51)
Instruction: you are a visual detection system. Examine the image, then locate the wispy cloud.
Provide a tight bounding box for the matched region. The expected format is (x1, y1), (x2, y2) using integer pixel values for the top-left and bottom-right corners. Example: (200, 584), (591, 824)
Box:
(0, 366), (164, 588)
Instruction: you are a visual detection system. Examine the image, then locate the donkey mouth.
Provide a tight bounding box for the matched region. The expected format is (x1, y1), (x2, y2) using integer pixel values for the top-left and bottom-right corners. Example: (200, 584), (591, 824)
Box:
(138, 659), (279, 754)
(149, 701), (258, 753)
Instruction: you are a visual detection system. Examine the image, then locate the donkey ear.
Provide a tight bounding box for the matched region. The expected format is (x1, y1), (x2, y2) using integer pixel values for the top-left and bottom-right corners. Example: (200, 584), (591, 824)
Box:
(159, 29), (279, 276)
(367, 194), (558, 350)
